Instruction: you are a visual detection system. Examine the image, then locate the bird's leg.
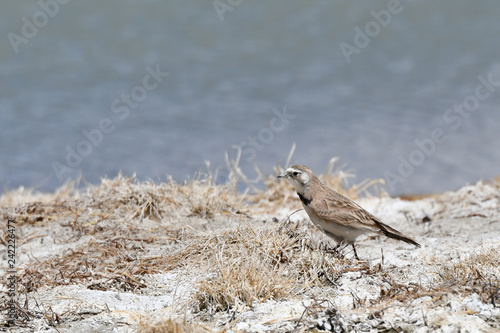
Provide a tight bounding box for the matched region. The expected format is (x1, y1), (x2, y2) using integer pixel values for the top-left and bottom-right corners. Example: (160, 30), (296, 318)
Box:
(324, 242), (339, 254)
(330, 242), (348, 259)
(352, 244), (360, 260)
(331, 243), (341, 252)
(323, 242), (345, 260)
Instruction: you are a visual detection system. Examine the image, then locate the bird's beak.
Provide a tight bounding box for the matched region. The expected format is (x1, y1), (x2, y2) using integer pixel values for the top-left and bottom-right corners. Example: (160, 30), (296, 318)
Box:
(277, 173), (286, 179)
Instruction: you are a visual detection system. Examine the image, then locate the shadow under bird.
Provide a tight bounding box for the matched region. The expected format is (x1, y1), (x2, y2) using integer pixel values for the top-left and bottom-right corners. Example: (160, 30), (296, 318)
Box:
(277, 164), (420, 259)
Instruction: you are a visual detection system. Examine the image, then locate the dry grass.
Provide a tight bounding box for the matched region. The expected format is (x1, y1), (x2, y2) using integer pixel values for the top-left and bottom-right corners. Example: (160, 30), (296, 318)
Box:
(10, 206), (351, 329)
(190, 223), (337, 313)
(85, 172), (245, 221)
(139, 318), (211, 333)
(144, 220), (345, 314)
(0, 180), (81, 208)
(195, 253), (293, 313)
(2, 147), (383, 225)
(431, 247), (500, 307)
(285, 248), (500, 331)
(12, 212), (347, 316)
(0, 151), (397, 330)
(290, 297), (347, 332)
(19, 238), (157, 293)
(442, 247), (500, 278)
(356, 247), (500, 309)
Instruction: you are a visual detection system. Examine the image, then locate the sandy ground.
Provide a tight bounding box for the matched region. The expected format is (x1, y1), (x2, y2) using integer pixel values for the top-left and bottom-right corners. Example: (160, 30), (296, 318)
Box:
(1, 176), (500, 332)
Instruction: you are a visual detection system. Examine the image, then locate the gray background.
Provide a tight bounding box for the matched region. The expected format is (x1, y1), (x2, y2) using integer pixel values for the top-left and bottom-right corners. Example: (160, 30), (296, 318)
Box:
(1, 0), (500, 195)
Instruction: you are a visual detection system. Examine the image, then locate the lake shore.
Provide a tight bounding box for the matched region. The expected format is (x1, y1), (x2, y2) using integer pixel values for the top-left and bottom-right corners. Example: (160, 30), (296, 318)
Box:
(1, 170), (499, 332)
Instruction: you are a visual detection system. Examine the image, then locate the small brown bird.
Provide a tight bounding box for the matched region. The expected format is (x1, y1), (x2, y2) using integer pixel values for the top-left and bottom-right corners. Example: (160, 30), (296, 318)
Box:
(278, 164), (420, 259)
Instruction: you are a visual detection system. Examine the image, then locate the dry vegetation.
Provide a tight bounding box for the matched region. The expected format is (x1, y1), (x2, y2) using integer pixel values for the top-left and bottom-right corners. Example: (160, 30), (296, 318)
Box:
(138, 317), (211, 333)
(1, 153), (499, 331)
(431, 247), (500, 308)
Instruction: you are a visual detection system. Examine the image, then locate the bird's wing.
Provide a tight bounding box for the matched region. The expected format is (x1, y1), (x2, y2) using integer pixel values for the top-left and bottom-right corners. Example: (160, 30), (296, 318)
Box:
(309, 189), (420, 247)
(308, 190), (380, 231)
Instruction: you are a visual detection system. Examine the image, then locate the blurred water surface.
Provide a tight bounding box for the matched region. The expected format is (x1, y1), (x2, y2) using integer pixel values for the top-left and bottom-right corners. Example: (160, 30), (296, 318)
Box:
(1, 0), (500, 195)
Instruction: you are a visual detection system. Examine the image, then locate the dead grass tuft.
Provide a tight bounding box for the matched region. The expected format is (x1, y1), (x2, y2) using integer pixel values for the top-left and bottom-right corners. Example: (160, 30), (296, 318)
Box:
(0, 179), (81, 208)
(139, 318), (211, 333)
(360, 248), (500, 309)
(84, 172), (245, 221)
(19, 239), (151, 293)
(159, 221), (347, 314)
(432, 247), (500, 307)
(292, 297), (348, 332)
(8, 201), (76, 225)
(195, 253), (293, 313)
(184, 182), (241, 219)
(86, 174), (168, 221)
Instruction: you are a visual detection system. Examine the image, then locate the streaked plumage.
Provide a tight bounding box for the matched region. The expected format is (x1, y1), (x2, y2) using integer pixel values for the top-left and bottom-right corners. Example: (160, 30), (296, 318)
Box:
(278, 164), (420, 259)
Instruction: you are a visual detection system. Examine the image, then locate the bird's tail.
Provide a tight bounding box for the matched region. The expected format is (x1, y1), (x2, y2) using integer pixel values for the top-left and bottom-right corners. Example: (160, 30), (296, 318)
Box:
(374, 220), (420, 248)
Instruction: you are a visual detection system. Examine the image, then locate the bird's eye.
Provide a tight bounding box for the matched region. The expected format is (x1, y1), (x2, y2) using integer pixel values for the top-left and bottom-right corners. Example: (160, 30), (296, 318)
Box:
(292, 171), (299, 177)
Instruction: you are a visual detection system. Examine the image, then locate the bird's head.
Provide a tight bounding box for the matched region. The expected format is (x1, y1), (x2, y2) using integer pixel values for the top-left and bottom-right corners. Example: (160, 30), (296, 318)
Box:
(277, 164), (312, 193)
